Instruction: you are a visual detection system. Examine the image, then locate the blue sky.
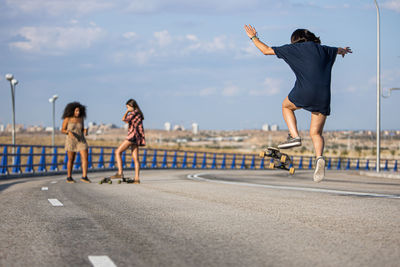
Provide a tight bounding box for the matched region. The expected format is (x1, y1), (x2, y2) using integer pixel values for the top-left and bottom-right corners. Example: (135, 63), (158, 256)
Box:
(0, 0), (399, 131)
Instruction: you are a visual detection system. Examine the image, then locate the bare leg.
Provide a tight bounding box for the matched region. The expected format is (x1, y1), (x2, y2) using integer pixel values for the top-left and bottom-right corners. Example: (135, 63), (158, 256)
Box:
(115, 140), (132, 175)
(80, 149), (88, 177)
(67, 151), (76, 178)
(282, 96), (301, 138)
(131, 145), (140, 181)
(310, 112), (327, 157)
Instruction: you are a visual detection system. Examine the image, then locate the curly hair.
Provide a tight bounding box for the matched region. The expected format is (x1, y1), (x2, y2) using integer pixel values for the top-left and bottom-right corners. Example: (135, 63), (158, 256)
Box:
(291, 29), (321, 44)
(62, 102), (87, 119)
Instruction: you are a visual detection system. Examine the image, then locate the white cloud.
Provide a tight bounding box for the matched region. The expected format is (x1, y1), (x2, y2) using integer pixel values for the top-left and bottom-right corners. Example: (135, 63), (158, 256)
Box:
(154, 30), (172, 47)
(199, 87), (217, 96)
(222, 85), (242, 96)
(9, 25), (105, 54)
(6, 0), (113, 16)
(382, 0), (400, 13)
(123, 32), (138, 40)
(249, 77), (282, 96)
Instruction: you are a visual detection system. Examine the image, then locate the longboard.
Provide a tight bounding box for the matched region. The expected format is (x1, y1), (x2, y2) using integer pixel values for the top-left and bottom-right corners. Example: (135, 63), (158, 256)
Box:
(99, 177), (139, 184)
(259, 147), (295, 175)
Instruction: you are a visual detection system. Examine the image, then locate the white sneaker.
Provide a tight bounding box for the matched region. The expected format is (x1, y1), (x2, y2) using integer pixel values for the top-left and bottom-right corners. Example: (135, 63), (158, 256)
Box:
(313, 156), (325, 183)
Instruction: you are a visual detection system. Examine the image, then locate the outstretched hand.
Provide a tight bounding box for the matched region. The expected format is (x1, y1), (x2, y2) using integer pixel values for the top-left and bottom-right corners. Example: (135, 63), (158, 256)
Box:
(338, 47), (352, 57)
(244, 25), (257, 39)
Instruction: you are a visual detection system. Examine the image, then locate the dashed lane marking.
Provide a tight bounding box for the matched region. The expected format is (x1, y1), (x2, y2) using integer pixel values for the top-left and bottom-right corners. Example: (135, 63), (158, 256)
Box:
(88, 255), (117, 267)
(187, 173), (400, 199)
(41, 187), (48, 191)
(51, 181), (57, 184)
(48, 199), (64, 206)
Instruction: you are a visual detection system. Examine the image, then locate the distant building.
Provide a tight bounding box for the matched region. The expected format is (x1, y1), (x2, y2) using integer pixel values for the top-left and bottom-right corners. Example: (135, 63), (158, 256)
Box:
(0, 124), (4, 132)
(173, 125), (185, 131)
(88, 122), (96, 128)
(192, 123), (199, 135)
(270, 124), (279, 131)
(164, 122), (171, 131)
(262, 123), (270, 131)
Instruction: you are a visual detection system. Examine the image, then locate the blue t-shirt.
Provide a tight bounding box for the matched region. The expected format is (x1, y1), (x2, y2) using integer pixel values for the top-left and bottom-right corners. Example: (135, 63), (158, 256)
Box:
(272, 42), (338, 116)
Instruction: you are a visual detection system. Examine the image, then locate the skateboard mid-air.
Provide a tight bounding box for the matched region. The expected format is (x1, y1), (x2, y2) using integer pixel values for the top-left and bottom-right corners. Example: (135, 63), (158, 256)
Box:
(259, 147), (295, 175)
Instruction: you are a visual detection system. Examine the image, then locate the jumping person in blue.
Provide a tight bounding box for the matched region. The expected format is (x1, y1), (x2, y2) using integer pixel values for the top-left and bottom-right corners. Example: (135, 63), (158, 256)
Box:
(244, 25), (352, 182)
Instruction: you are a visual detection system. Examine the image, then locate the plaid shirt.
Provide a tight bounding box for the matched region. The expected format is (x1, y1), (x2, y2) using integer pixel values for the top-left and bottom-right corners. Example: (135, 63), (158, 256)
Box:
(123, 109), (146, 146)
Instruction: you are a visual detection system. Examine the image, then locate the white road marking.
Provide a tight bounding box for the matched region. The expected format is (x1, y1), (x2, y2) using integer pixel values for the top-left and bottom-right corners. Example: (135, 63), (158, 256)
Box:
(48, 199), (64, 206)
(88, 256), (117, 267)
(41, 187), (48, 191)
(187, 173), (400, 199)
(51, 181), (57, 184)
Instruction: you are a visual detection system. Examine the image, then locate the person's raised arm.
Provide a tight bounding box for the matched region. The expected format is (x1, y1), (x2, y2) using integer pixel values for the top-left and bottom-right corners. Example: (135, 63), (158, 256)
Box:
(244, 25), (275, 55)
(337, 47), (352, 57)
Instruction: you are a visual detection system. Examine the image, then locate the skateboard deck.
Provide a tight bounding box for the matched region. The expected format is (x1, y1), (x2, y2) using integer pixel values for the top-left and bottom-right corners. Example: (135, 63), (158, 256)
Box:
(259, 147), (295, 175)
(99, 177), (138, 184)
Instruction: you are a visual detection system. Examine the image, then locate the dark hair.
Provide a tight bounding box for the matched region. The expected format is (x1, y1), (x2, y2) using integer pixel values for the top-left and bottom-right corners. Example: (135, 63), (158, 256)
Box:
(126, 99), (144, 120)
(62, 102), (87, 119)
(291, 29), (321, 44)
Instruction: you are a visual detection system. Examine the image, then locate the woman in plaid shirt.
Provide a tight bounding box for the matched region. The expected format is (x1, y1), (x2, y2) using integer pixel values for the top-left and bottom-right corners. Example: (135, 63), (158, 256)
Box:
(111, 99), (146, 183)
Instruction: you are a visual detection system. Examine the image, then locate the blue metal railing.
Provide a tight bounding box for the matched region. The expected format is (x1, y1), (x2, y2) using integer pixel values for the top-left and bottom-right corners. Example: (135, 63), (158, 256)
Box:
(0, 143), (399, 176)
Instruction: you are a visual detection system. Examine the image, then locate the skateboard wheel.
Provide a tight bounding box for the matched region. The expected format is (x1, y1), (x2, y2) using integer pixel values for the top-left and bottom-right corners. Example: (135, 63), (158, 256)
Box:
(289, 167), (295, 175)
(108, 180), (112, 184)
(99, 181), (102, 184)
(259, 151), (265, 158)
(118, 180), (121, 184)
(269, 162), (275, 169)
(280, 155), (287, 163)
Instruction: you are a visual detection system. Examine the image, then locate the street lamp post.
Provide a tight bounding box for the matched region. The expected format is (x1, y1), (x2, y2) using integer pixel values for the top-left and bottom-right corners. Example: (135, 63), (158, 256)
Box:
(374, 0), (381, 172)
(48, 95), (59, 147)
(5, 74), (19, 153)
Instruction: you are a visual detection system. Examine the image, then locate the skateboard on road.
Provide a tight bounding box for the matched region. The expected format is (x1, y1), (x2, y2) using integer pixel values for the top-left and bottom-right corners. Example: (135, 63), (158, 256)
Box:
(99, 177), (137, 184)
(259, 147), (295, 175)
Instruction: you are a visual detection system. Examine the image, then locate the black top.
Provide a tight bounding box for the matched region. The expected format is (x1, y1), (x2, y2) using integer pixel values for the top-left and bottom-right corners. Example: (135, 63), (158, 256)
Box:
(272, 42), (338, 115)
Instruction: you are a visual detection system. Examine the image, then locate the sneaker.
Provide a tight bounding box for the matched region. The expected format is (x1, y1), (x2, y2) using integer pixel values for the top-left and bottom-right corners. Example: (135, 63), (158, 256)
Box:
(80, 177), (91, 183)
(278, 134), (302, 149)
(313, 156), (326, 183)
(66, 177), (76, 183)
(110, 173), (124, 179)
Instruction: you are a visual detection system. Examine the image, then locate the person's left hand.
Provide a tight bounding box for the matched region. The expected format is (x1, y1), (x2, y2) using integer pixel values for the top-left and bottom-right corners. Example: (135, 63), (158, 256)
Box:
(244, 25), (257, 39)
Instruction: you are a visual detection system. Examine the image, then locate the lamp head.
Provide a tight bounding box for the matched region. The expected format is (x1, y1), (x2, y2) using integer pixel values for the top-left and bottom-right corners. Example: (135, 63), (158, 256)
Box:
(5, 74), (14, 81)
(49, 94), (58, 103)
(11, 79), (18, 86)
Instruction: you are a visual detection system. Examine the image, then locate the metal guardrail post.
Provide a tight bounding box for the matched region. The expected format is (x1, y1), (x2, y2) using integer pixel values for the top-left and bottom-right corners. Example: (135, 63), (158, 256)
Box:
(327, 158), (332, 170)
(122, 151), (126, 168)
(88, 148), (93, 169)
(182, 152), (187, 168)
(240, 155), (246, 169)
(12, 146), (21, 173)
(221, 154), (226, 169)
(141, 149), (147, 168)
(201, 153), (207, 169)
(308, 157), (313, 170)
(1, 146), (8, 174)
(172, 151), (178, 168)
(346, 159), (351, 170)
(211, 154), (217, 169)
(365, 160), (369, 170)
(98, 148), (104, 168)
(62, 151), (68, 170)
(231, 154), (236, 169)
(38, 147), (47, 172)
(108, 149), (115, 169)
(25, 146), (34, 173)
(260, 157), (265, 169)
(250, 155), (255, 169)
(152, 150), (158, 168)
(50, 147), (58, 171)
(298, 156), (303, 169)
(161, 151), (168, 168)
(192, 152), (197, 169)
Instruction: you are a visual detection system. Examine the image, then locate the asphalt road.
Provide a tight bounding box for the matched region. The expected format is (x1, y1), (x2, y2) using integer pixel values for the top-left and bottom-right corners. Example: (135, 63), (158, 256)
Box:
(1, 169), (400, 267)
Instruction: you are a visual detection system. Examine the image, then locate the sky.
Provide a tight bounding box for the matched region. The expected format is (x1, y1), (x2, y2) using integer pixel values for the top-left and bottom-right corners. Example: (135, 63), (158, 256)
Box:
(0, 0), (399, 131)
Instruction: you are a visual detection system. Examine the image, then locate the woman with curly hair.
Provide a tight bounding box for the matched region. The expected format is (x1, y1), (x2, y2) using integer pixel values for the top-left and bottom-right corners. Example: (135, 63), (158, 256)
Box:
(111, 99), (146, 184)
(61, 102), (91, 183)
